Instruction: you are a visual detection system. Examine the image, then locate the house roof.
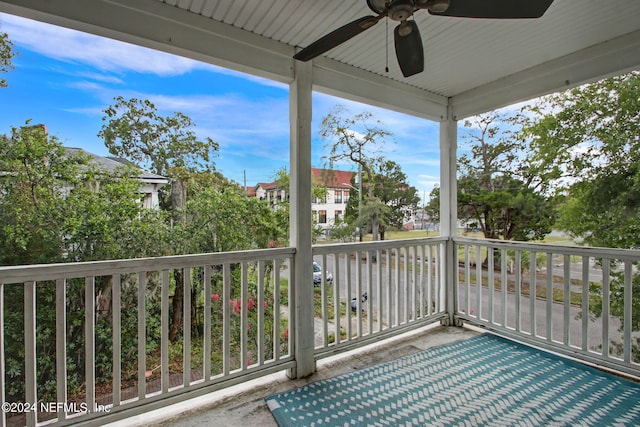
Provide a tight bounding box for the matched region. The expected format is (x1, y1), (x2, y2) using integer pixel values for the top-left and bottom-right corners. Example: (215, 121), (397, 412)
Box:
(312, 168), (354, 189)
(2, 1), (638, 121)
(250, 168), (355, 195)
(65, 147), (169, 184)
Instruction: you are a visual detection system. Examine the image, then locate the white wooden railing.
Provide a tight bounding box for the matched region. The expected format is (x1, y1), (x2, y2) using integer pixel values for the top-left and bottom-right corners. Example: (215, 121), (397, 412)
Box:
(312, 238), (448, 358)
(454, 237), (640, 378)
(2, 236), (639, 426)
(0, 248), (295, 426)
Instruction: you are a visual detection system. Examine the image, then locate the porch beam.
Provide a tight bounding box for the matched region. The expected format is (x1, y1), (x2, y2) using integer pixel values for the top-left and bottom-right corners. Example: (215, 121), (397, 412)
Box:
(289, 59), (315, 378)
(439, 102), (458, 324)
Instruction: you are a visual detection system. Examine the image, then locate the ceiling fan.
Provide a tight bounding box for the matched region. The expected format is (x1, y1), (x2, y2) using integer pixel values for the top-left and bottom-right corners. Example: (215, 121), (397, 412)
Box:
(293, 0), (554, 77)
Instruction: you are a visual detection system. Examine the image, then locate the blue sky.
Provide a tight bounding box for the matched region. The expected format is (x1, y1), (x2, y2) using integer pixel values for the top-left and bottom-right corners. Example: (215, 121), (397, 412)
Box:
(0, 12), (441, 197)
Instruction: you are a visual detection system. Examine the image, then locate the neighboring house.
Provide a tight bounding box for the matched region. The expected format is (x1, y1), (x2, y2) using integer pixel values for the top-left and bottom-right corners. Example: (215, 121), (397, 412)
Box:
(64, 147), (169, 209)
(249, 168), (355, 230)
(310, 168), (354, 230)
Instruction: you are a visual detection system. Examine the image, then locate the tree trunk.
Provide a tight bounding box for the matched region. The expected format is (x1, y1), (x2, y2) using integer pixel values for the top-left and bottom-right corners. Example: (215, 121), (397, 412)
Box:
(372, 212), (379, 241)
(171, 179), (187, 224)
(169, 178), (187, 342)
(169, 268), (184, 342)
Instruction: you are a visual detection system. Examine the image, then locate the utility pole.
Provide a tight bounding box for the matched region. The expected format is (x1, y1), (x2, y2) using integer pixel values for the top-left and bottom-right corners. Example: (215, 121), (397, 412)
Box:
(358, 146), (363, 242)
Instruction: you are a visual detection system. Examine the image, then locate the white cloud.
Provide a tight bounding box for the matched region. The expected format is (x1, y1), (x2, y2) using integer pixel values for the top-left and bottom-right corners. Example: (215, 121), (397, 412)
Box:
(0, 12), (442, 188)
(1, 13), (208, 76)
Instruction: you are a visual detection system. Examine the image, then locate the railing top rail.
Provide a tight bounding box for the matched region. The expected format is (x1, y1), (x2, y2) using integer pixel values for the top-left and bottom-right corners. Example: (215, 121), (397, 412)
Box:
(454, 236), (640, 259)
(0, 247), (296, 284)
(312, 236), (447, 255)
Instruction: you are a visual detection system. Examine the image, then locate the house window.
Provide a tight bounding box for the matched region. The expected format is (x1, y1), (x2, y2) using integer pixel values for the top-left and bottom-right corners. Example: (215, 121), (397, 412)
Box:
(319, 210), (327, 224)
(313, 195), (327, 204)
(335, 210), (343, 221)
(334, 190), (343, 204)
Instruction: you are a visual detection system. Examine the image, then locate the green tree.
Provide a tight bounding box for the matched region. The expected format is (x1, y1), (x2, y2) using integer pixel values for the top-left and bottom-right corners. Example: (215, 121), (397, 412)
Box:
(99, 96), (219, 341)
(0, 123), (82, 265)
(453, 111), (556, 241)
(371, 160), (419, 239)
(0, 30), (16, 88)
(99, 97), (218, 178)
(184, 184), (285, 252)
(342, 160), (419, 240)
(0, 123), (165, 402)
(525, 72), (640, 248)
(320, 106), (394, 241)
(523, 71), (640, 360)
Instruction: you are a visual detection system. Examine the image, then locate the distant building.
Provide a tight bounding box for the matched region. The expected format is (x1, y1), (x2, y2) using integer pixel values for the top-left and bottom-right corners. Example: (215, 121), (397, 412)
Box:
(249, 168), (355, 229)
(64, 147), (169, 209)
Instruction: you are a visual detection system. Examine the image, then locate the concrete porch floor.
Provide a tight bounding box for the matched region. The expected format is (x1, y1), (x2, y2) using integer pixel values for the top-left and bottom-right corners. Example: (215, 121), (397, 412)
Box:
(106, 325), (479, 427)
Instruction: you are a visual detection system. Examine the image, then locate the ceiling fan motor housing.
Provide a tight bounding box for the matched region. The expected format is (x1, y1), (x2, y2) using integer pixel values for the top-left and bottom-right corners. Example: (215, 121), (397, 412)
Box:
(367, 0), (420, 20)
(388, 0), (415, 21)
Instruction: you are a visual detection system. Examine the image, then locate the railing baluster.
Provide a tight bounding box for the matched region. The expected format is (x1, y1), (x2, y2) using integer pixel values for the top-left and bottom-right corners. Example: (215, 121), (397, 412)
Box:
(184, 268), (192, 383)
(601, 259), (610, 358)
(366, 250), (373, 334)
(56, 279), (67, 421)
(501, 248), (507, 327)
(563, 254), (571, 346)
(385, 248), (392, 326)
(85, 277), (96, 413)
(403, 247), (409, 324)
(204, 265), (212, 375)
(273, 259), (281, 360)
(24, 281), (37, 427)
(333, 254), (341, 344)
(464, 245), (470, 316)
(376, 249), (382, 331)
(321, 254), (329, 346)
(223, 264), (231, 375)
(161, 270), (169, 393)
(240, 263), (247, 370)
(137, 272), (146, 399)
(438, 241), (445, 312)
(623, 260), (632, 363)
(395, 248), (400, 326)
(515, 251), (521, 332)
(283, 259), (292, 356)
(418, 245), (424, 319)
(345, 251), (352, 340)
(112, 274), (122, 406)
(411, 246), (417, 321)
(530, 251), (537, 338)
(426, 244), (432, 316)
(581, 256), (590, 351)
(256, 261), (264, 365)
(356, 250), (363, 337)
(476, 245), (482, 320)
(488, 246), (494, 324)
(546, 253), (553, 342)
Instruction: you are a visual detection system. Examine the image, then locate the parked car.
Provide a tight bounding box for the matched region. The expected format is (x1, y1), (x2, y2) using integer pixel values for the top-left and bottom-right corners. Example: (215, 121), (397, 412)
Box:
(313, 261), (333, 285)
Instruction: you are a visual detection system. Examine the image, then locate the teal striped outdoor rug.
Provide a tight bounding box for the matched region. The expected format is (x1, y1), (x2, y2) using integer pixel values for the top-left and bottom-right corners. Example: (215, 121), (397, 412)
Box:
(265, 334), (640, 426)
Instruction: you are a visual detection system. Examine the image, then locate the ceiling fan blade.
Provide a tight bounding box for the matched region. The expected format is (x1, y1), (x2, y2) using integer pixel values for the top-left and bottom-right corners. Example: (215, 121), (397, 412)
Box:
(294, 15), (382, 62)
(429, 0), (554, 18)
(394, 20), (424, 78)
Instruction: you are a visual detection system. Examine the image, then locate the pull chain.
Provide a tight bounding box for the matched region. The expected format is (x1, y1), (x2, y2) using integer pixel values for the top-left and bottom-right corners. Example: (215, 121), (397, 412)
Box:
(385, 18), (389, 73)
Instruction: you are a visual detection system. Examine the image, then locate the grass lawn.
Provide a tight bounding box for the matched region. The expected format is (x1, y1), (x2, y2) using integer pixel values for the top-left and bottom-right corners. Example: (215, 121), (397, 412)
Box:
(355, 230), (574, 245)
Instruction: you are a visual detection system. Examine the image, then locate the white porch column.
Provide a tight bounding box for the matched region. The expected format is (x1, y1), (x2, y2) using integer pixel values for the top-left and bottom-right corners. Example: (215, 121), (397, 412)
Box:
(439, 102), (458, 324)
(288, 59), (315, 378)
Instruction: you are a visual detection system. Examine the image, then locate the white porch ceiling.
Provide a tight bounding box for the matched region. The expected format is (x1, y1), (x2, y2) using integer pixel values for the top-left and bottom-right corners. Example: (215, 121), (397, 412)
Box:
(1, 0), (640, 121)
